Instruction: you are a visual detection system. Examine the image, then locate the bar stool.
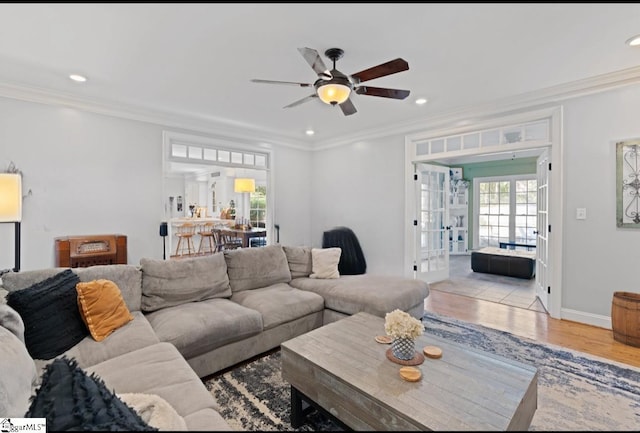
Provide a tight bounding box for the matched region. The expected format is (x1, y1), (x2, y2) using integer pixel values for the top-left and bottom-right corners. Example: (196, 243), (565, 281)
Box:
(197, 222), (217, 255)
(174, 222), (196, 256)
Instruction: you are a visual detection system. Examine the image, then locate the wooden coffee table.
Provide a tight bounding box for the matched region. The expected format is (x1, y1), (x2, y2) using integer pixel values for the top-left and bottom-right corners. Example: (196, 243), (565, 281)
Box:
(281, 312), (537, 430)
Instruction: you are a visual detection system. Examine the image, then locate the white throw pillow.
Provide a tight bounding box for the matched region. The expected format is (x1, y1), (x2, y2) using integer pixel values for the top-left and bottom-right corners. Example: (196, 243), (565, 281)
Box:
(118, 392), (187, 431)
(310, 247), (341, 279)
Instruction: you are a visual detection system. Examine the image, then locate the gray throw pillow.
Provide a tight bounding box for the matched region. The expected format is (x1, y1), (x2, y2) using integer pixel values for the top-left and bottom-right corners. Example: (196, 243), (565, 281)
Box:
(140, 254), (231, 313)
(283, 245), (313, 279)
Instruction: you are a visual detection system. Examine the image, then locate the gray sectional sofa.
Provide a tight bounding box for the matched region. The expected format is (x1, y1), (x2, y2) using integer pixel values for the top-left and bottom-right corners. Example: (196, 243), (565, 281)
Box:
(0, 244), (429, 430)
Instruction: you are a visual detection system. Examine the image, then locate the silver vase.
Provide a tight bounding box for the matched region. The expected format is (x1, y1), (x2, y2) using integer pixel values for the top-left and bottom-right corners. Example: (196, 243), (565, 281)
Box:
(391, 337), (415, 360)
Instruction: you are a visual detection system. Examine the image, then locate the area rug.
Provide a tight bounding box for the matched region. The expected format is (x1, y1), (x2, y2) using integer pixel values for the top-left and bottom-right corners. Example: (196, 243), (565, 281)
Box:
(204, 312), (640, 431)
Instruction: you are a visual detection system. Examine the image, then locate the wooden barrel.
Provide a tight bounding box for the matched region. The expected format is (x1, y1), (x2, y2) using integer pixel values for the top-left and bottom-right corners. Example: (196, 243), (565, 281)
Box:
(611, 291), (640, 347)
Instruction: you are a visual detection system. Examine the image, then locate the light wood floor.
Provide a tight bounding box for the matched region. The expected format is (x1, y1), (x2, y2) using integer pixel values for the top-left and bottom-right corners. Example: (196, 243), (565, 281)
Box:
(425, 289), (640, 368)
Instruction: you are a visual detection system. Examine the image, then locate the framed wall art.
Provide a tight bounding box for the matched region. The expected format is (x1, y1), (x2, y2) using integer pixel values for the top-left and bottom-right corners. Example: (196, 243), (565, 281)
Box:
(616, 139), (640, 228)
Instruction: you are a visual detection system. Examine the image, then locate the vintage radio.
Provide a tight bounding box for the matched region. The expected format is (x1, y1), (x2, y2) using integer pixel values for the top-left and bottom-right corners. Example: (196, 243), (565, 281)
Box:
(55, 234), (127, 268)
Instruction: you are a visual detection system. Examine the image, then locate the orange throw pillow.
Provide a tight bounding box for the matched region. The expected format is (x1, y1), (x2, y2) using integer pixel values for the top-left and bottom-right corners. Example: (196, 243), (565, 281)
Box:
(76, 279), (134, 342)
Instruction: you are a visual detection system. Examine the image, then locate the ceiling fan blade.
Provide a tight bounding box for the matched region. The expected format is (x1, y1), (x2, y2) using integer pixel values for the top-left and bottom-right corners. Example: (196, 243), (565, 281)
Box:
(283, 93), (318, 109)
(297, 47), (332, 79)
(350, 58), (409, 84)
(355, 86), (410, 100)
(339, 98), (357, 116)
(251, 79), (312, 87)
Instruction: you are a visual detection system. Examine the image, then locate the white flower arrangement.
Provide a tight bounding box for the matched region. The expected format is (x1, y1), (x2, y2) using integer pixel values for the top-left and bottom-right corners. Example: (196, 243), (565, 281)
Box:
(384, 309), (424, 340)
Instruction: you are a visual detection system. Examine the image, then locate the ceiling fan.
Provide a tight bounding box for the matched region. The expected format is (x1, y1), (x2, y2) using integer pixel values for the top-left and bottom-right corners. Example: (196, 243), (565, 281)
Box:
(251, 47), (410, 116)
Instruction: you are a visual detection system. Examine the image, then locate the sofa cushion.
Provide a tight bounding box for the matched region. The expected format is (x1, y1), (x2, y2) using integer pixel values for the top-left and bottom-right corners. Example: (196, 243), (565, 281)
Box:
(231, 283), (324, 330)
(6, 269), (89, 360)
(224, 244), (292, 292)
(56, 311), (160, 370)
(283, 245), (312, 279)
(140, 254), (231, 313)
(310, 247), (341, 279)
(0, 305), (37, 417)
(85, 342), (228, 428)
(76, 279), (134, 342)
(144, 298), (263, 359)
(75, 265), (143, 312)
(26, 356), (156, 431)
(289, 274), (429, 318)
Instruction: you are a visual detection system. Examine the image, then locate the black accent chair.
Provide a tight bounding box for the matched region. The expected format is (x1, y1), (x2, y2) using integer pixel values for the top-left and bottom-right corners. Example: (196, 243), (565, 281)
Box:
(322, 226), (367, 275)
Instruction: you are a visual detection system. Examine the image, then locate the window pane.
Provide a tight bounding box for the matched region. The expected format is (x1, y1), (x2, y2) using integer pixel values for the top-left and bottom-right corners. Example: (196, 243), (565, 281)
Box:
(218, 150), (230, 162)
(188, 146), (202, 159)
(231, 152), (243, 164)
(203, 148), (216, 161)
(446, 136), (461, 151)
(255, 155), (267, 167)
(431, 139), (445, 153)
(172, 144), (187, 158)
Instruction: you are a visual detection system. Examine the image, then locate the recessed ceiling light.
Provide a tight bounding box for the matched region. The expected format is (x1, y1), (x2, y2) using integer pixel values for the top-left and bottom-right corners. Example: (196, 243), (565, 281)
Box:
(626, 34), (640, 46)
(415, 98), (428, 105)
(305, 129), (315, 136)
(69, 74), (87, 82)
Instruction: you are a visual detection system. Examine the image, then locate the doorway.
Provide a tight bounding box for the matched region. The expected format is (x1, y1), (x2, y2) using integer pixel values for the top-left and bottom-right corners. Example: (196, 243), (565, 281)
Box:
(404, 106), (563, 318)
(161, 131), (274, 256)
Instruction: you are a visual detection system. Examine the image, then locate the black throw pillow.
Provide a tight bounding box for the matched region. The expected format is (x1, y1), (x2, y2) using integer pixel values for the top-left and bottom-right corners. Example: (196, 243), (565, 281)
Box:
(25, 356), (157, 431)
(6, 269), (89, 359)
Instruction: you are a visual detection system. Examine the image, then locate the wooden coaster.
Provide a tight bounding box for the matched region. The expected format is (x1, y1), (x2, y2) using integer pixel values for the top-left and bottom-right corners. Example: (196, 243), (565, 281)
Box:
(399, 366), (421, 382)
(385, 348), (425, 366)
(423, 345), (443, 359)
(375, 335), (392, 344)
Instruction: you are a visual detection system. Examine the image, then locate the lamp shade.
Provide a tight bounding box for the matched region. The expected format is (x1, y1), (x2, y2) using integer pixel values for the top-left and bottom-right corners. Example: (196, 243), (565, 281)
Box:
(0, 173), (22, 222)
(234, 178), (255, 193)
(317, 83), (351, 105)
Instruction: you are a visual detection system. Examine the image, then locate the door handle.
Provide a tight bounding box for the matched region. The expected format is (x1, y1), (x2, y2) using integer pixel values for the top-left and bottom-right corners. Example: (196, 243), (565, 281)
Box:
(533, 230), (539, 234)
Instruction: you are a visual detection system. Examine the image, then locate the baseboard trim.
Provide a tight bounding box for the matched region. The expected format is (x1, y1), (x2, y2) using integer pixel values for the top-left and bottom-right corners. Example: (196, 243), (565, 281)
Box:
(561, 308), (611, 330)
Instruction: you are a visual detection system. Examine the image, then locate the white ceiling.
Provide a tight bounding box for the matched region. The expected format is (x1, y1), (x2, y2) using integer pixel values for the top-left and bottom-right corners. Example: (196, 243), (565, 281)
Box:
(2, 3), (640, 149)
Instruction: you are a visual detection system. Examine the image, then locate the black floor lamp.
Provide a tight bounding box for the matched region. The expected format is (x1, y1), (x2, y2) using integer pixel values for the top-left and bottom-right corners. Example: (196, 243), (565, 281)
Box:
(0, 173), (22, 274)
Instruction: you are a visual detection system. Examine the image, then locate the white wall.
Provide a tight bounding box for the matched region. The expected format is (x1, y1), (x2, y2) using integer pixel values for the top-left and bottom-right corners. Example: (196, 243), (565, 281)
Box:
(562, 84), (640, 318)
(310, 137), (406, 275)
(272, 145), (313, 246)
(0, 97), (312, 269)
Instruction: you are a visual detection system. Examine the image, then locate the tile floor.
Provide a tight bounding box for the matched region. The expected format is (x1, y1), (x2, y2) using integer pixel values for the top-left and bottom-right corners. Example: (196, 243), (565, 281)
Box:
(429, 254), (548, 313)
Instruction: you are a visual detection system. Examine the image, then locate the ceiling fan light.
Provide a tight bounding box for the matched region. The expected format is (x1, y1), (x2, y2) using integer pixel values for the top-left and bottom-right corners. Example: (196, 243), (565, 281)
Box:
(317, 83), (351, 105)
(626, 34), (640, 46)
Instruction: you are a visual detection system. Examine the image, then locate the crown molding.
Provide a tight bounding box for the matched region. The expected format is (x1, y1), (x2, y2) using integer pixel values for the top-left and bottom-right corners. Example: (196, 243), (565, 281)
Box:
(3, 64), (640, 153)
(0, 80), (311, 152)
(311, 64), (640, 151)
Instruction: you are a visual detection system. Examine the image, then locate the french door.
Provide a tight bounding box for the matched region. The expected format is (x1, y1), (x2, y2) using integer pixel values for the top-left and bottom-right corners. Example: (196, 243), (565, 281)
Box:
(535, 149), (550, 311)
(415, 163), (450, 282)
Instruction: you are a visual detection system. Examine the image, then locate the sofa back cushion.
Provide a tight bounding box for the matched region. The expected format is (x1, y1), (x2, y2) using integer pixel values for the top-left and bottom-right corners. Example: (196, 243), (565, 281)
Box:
(2, 266), (144, 313)
(140, 253), (231, 312)
(74, 265), (143, 312)
(224, 244), (291, 292)
(283, 245), (312, 279)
